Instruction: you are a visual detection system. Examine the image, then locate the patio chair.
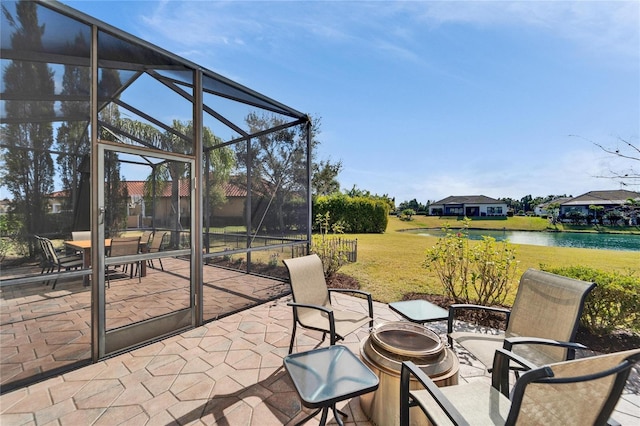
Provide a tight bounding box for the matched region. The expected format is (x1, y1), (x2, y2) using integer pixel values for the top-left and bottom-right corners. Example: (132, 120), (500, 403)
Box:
(147, 231), (168, 271)
(37, 236), (84, 289)
(71, 230), (91, 241)
(400, 347), (640, 426)
(140, 230), (153, 248)
(106, 236), (142, 286)
(447, 268), (596, 370)
(69, 230), (91, 256)
(283, 254), (374, 354)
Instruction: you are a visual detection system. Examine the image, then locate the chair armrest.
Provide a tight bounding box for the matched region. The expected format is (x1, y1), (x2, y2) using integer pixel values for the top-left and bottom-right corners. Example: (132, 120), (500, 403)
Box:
(400, 361), (469, 426)
(328, 288), (370, 297)
(287, 301), (333, 315)
(447, 304), (511, 334)
(328, 288), (374, 320)
(504, 336), (586, 351)
(504, 336), (587, 361)
(287, 302), (337, 344)
(491, 348), (538, 397)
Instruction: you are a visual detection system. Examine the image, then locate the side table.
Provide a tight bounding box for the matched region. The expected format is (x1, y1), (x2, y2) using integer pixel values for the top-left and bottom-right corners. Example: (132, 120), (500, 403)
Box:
(283, 345), (379, 426)
(389, 299), (449, 323)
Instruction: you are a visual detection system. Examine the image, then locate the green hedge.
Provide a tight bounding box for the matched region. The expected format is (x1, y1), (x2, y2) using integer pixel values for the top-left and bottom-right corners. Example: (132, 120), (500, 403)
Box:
(314, 194), (389, 233)
(540, 265), (640, 335)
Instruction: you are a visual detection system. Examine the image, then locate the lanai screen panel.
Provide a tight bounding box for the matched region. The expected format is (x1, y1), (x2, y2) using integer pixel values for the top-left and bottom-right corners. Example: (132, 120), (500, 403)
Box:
(0, 0), (95, 392)
(97, 30), (196, 155)
(1, 0), (311, 391)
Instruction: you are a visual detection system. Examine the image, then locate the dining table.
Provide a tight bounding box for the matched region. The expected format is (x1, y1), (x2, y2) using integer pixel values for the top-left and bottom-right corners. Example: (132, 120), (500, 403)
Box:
(64, 238), (147, 286)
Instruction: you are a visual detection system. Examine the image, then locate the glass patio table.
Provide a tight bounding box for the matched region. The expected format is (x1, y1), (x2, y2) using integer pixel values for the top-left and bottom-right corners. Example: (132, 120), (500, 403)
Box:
(389, 299), (449, 324)
(283, 345), (379, 426)
(64, 239), (147, 286)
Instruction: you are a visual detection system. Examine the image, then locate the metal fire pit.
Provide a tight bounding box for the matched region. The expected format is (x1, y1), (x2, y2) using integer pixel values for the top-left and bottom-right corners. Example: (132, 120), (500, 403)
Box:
(360, 321), (459, 426)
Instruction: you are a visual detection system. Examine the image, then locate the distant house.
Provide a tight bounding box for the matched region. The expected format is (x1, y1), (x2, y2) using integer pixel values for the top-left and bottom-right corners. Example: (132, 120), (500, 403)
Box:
(559, 189), (640, 220)
(0, 199), (10, 214)
(46, 180), (247, 228)
(534, 197), (573, 217)
(429, 195), (507, 217)
(46, 190), (68, 214)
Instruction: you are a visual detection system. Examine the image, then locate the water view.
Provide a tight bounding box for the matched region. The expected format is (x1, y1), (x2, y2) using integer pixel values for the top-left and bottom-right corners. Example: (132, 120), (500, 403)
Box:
(408, 229), (640, 252)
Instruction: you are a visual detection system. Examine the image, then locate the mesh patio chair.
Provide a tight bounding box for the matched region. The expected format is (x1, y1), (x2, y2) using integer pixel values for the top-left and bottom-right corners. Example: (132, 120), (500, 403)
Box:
(147, 231), (168, 271)
(400, 347), (640, 426)
(283, 254), (374, 354)
(37, 236), (83, 289)
(447, 268), (596, 370)
(106, 236), (142, 286)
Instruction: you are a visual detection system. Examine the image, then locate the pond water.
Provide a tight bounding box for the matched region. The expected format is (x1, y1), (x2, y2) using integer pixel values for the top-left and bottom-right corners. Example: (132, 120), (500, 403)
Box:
(407, 229), (640, 252)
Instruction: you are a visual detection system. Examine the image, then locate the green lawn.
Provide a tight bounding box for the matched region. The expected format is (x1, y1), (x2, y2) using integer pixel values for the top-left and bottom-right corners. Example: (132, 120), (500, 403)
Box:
(341, 216), (640, 304)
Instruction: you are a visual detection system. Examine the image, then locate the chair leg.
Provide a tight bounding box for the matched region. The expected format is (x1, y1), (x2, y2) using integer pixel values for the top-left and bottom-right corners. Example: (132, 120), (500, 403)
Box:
(289, 322), (297, 354)
(52, 265), (62, 289)
(158, 258), (164, 271)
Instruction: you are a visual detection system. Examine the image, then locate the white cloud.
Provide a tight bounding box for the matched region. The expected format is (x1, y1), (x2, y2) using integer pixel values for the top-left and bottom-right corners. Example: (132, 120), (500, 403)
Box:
(348, 143), (637, 204)
(414, 1), (639, 60)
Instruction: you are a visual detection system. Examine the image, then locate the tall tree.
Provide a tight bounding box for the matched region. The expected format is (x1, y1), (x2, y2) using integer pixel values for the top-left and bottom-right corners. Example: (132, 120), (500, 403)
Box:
(202, 127), (235, 216)
(56, 32), (91, 216)
(118, 118), (234, 241)
(1, 1), (55, 256)
(99, 99), (129, 237)
(312, 159), (342, 196)
(92, 68), (130, 236)
(235, 113), (320, 233)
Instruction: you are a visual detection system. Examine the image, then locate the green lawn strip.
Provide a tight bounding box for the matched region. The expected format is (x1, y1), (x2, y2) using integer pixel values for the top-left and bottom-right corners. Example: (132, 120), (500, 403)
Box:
(341, 216), (640, 304)
(390, 215), (550, 232)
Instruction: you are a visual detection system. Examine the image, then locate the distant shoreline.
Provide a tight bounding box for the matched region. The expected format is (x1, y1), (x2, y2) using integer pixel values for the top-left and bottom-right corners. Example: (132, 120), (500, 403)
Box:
(399, 226), (640, 235)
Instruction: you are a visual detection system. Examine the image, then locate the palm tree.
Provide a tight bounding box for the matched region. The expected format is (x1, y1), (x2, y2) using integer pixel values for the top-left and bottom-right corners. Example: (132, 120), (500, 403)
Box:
(118, 118), (234, 246)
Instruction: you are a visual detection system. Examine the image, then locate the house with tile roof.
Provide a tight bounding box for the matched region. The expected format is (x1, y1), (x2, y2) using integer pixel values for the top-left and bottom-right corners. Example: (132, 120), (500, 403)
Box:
(559, 189), (640, 224)
(429, 195), (508, 217)
(46, 180), (247, 228)
(534, 197), (573, 217)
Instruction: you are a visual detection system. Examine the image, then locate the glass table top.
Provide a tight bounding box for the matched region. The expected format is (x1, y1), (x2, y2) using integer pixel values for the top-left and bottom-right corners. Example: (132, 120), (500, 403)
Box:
(389, 299), (449, 323)
(283, 345), (379, 408)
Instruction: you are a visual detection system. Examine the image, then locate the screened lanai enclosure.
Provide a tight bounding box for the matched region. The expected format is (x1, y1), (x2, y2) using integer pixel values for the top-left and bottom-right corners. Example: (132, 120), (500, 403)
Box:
(0, 0), (312, 392)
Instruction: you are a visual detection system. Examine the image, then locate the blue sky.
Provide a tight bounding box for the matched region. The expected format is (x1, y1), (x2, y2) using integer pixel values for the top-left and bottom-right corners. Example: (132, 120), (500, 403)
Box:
(63, 0), (639, 203)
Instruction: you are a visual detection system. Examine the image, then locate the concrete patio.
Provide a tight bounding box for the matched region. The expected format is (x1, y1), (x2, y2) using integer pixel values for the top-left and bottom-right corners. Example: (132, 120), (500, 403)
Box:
(1, 291), (639, 425)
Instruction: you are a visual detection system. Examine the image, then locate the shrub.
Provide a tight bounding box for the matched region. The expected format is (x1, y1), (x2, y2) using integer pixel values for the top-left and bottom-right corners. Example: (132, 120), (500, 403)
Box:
(313, 194), (389, 233)
(424, 220), (519, 305)
(311, 212), (349, 277)
(400, 209), (416, 221)
(540, 265), (640, 335)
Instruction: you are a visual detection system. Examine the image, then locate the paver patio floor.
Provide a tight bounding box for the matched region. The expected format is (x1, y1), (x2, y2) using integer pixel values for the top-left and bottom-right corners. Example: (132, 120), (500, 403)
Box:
(1, 281), (638, 425)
